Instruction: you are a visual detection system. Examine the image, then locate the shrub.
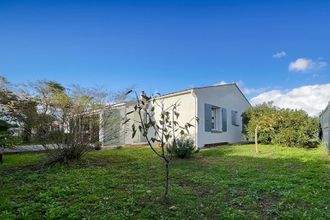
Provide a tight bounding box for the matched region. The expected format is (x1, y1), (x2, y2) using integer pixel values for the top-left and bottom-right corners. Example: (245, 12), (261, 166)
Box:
(0, 130), (22, 163)
(44, 143), (94, 164)
(271, 110), (320, 148)
(169, 137), (195, 158)
(0, 131), (22, 148)
(242, 103), (321, 148)
(94, 141), (102, 150)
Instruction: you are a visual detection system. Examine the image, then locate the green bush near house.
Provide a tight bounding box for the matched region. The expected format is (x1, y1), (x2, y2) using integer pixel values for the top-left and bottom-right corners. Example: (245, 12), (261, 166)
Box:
(169, 137), (195, 158)
(243, 103), (320, 148)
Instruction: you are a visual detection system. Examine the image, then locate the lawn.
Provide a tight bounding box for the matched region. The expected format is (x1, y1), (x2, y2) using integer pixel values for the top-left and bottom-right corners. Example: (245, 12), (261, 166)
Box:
(0, 144), (329, 219)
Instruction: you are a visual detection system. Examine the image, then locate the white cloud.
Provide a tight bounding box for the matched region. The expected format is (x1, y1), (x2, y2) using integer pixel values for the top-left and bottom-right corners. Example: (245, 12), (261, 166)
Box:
(288, 58), (327, 73)
(215, 81), (228, 85)
(235, 80), (267, 96)
(250, 84), (330, 116)
(273, 51), (287, 58)
(241, 87), (267, 95)
(215, 80), (266, 96)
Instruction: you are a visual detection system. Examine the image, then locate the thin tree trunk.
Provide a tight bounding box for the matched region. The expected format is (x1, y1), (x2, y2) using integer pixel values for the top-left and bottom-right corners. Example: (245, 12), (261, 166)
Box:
(164, 159), (169, 203)
(0, 147), (4, 164)
(255, 127), (259, 154)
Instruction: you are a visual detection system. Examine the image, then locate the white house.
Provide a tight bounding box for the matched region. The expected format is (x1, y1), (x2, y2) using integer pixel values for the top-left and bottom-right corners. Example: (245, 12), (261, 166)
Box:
(99, 83), (251, 148)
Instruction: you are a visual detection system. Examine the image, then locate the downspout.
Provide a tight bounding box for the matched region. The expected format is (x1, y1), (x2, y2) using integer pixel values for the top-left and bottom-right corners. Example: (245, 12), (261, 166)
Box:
(191, 90), (199, 148)
(99, 110), (104, 147)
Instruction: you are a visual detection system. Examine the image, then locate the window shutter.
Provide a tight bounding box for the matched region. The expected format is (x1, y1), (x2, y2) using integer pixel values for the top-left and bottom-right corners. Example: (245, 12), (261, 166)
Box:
(222, 108), (227, 132)
(231, 110), (235, 125)
(204, 104), (212, 132)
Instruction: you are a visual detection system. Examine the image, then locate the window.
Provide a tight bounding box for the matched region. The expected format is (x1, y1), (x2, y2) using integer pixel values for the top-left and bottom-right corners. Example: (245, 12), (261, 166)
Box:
(231, 110), (239, 126)
(205, 104), (226, 132)
(211, 107), (219, 130)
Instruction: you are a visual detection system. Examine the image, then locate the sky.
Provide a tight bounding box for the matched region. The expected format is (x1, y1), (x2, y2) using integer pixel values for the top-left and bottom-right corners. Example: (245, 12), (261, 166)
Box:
(1, 0), (330, 116)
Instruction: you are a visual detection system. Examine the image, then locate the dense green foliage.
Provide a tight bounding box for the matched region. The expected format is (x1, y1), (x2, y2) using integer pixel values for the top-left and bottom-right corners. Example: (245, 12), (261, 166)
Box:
(0, 120), (22, 163)
(0, 131), (22, 149)
(169, 137), (195, 158)
(0, 145), (329, 219)
(243, 103), (320, 148)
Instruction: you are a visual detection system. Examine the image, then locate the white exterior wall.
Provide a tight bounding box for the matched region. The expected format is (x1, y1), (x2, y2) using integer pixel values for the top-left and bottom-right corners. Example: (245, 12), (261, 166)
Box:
(100, 84), (251, 148)
(194, 85), (251, 148)
(150, 92), (197, 145)
(320, 103), (330, 151)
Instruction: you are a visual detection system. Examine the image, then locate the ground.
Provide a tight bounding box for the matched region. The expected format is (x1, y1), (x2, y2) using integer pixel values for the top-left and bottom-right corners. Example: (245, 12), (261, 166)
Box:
(0, 144), (329, 219)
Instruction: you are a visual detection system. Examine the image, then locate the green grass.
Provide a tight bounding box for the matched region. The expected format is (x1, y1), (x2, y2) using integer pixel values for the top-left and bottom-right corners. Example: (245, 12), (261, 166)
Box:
(1, 145), (329, 219)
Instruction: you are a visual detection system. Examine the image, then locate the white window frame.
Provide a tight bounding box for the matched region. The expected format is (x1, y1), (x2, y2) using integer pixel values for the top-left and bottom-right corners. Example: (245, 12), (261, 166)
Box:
(211, 106), (222, 131)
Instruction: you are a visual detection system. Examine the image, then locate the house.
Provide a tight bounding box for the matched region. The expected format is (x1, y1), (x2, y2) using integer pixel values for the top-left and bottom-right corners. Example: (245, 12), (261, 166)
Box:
(320, 102), (330, 154)
(99, 83), (251, 148)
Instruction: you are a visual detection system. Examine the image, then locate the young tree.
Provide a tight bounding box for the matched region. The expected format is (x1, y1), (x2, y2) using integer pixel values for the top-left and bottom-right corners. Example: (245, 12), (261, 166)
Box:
(124, 91), (197, 202)
(254, 114), (277, 154)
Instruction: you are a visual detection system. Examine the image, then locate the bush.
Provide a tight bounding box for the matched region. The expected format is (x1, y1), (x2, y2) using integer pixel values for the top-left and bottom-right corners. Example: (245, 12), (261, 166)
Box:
(94, 141), (102, 150)
(242, 103), (320, 148)
(169, 137), (195, 158)
(0, 131), (22, 148)
(271, 110), (320, 148)
(0, 130), (22, 164)
(44, 143), (94, 164)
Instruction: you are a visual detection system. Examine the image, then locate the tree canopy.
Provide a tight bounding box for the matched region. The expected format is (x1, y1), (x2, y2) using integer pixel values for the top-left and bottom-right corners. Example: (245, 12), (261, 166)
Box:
(242, 103), (320, 148)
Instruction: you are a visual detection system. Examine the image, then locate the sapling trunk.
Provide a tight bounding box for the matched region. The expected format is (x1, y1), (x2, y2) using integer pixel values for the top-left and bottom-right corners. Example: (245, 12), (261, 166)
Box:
(255, 127), (259, 154)
(0, 148), (4, 164)
(164, 159), (169, 202)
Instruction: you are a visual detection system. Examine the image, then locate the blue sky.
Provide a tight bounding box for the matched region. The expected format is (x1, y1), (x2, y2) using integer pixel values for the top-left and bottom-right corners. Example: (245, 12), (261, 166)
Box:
(0, 0), (330, 114)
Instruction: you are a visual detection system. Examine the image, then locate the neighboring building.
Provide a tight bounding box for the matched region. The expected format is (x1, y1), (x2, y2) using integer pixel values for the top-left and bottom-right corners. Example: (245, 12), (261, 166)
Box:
(320, 102), (330, 154)
(99, 83), (251, 148)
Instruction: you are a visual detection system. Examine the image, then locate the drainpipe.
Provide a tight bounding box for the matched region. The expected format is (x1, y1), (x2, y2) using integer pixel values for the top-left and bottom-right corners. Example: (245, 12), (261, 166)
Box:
(99, 110), (104, 147)
(191, 90), (199, 149)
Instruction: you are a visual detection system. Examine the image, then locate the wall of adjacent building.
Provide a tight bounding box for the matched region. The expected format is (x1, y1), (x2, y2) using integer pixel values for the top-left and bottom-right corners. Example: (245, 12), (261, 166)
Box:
(320, 103), (330, 152)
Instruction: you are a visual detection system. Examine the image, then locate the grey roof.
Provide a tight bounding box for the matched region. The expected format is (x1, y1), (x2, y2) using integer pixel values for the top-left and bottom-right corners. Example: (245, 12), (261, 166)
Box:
(158, 83), (251, 106)
(110, 83), (251, 107)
